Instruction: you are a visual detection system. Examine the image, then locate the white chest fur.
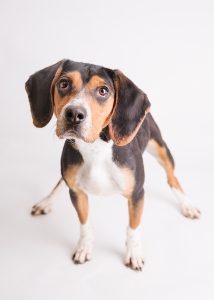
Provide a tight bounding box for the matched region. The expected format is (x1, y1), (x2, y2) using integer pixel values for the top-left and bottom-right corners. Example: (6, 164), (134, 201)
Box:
(75, 139), (125, 196)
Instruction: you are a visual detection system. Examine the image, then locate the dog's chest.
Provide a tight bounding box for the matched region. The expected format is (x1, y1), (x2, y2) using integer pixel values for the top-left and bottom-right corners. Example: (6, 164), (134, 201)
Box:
(75, 139), (124, 196)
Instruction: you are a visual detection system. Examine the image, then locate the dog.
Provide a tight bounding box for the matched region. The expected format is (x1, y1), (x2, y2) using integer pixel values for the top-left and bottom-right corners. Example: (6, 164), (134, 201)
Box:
(25, 59), (200, 271)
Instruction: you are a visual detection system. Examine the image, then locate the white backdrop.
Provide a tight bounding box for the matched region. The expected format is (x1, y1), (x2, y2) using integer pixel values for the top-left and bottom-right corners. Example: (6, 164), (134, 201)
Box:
(0, 1), (214, 299)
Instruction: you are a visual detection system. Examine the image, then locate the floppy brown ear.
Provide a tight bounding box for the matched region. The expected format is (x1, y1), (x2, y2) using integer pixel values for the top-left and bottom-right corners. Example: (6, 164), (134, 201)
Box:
(109, 70), (151, 146)
(25, 60), (64, 127)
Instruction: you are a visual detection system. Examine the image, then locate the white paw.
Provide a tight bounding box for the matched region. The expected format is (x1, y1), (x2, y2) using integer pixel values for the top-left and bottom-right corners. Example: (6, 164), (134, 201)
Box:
(172, 188), (201, 219)
(125, 227), (144, 271)
(181, 202), (201, 219)
(72, 223), (94, 264)
(31, 199), (52, 216)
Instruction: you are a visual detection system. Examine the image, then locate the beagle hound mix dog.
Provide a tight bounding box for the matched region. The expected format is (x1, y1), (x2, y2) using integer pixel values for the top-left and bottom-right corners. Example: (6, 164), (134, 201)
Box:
(25, 59), (200, 271)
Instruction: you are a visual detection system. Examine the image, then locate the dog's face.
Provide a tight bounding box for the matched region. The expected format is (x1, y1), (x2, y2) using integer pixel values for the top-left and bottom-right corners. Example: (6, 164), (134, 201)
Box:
(25, 60), (150, 146)
(53, 62), (116, 142)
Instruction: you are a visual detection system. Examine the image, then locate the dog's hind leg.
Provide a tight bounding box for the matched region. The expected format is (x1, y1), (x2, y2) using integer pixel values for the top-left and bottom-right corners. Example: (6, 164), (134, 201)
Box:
(31, 178), (65, 216)
(146, 116), (201, 219)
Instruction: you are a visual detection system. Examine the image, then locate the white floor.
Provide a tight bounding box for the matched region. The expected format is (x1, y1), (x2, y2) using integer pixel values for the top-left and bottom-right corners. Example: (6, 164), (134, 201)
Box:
(1, 0), (214, 299)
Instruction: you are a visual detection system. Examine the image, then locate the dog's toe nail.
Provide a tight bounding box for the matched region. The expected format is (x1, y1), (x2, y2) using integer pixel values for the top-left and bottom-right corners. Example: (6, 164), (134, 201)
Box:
(74, 260), (80, 264)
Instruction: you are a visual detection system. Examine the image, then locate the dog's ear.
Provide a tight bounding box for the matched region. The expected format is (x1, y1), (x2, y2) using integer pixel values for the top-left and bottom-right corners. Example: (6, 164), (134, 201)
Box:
(109, 70), (151, 146)
(25, 60), (64, 127)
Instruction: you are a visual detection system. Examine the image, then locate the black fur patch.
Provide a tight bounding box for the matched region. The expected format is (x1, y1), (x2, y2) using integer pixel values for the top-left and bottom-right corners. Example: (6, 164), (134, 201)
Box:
(61, 139), (83, 176)
(25, 60), (64, 127)
(110, 70), (151, 143)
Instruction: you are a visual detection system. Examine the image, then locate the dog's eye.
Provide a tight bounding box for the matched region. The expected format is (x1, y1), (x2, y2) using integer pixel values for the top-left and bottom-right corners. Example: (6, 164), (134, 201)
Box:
(98, 86), (109, 96)
(58, 79), (70, 89)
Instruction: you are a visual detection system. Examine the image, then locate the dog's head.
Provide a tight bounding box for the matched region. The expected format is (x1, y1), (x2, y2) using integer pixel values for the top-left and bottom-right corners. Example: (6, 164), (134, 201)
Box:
(25, 60), (150, 146)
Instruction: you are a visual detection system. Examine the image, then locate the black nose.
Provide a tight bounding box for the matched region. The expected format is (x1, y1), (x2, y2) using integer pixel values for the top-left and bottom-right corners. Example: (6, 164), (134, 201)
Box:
(65, 107), (86, 125)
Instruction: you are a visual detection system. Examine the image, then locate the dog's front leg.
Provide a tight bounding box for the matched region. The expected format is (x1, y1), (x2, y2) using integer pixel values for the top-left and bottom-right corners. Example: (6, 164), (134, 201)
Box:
(69, 188), (94, 264)
(125, 195), (144, 271)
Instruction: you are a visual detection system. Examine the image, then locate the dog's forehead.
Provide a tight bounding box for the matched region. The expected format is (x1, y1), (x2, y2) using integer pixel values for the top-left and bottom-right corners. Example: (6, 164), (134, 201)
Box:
(61, 60), (114, 87)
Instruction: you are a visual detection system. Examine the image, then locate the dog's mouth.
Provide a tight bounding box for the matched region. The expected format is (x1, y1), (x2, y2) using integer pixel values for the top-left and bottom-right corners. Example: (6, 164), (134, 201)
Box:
(56, 127), (92, 142)
(57, 128), (100, 144)
(58, 128), (82, 139)
(56, 120), (100, 143)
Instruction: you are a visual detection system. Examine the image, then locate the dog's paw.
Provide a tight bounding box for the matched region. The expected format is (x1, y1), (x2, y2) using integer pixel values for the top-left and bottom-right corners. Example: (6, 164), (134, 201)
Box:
(181, 202), (201, 219)
(72, 223), (94, 264)
(125, 227), (144, 271)
(31, 200), (52, 216)
(125, 249), (144, 271)
(72, 240), (92, 264)
(172, 188), (201, 220)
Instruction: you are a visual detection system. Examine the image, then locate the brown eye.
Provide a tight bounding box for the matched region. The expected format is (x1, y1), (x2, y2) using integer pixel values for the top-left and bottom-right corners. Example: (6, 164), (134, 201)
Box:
(98, 86), (109, 96)
(58, 79), (69, 89)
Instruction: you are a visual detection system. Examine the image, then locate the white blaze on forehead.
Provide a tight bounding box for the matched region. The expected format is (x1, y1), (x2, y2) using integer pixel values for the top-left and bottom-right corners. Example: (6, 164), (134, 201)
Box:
(59, 89), (92, 136)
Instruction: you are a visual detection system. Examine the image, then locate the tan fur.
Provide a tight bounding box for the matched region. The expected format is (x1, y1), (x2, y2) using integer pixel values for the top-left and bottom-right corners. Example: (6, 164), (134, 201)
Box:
(64, 164), (89, 224)
(84, 75), (115, 141)
(121, 167), (143, 229)
(121, 167), (135, 198)
(128, 197), (144, 229)
(148, 139), (183, 192)
(53, 71), (83, 117)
